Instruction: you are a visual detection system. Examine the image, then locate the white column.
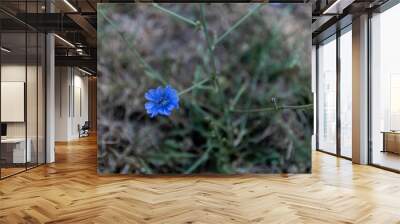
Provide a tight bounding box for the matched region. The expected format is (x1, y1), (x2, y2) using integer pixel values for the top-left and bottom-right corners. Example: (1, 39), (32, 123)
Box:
(46, 1), (55, 163)
(352, 14), (369, 164)
(46, 33), (55, 163)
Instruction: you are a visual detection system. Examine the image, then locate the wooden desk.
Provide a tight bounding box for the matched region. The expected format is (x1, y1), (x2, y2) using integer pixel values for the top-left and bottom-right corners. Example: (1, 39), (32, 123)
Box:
(382, 131), (400, 154)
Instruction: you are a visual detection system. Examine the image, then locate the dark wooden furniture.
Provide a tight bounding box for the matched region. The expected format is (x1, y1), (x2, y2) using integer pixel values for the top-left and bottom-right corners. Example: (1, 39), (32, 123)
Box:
(382, 131), (400, 154)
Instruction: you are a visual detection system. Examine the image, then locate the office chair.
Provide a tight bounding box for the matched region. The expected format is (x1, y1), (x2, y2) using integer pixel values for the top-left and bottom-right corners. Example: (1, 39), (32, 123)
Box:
(79, 121), (90, 138)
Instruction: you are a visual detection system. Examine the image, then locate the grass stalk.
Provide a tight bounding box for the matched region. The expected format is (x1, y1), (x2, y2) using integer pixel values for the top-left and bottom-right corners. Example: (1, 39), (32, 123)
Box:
(212, 3), (264, 49)
(152, 3), (199, 27)
(178, 77), (211, 96)
(184, 145), (213, 174)
(230, 104), (313, 113)
(199, 4), (221, 97)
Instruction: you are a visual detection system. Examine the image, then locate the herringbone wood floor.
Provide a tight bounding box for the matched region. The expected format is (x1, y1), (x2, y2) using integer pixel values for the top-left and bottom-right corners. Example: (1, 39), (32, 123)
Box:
(1, 135), (400, 224)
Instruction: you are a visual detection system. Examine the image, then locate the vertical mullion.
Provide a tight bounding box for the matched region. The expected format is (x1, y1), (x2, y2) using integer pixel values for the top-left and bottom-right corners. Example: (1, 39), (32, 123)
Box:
(336, 30), (341, 157)
(60, 69), (62, 117)
(367, 11), (373, 165)
(316, 44), (320, 151)
(36, 0), (39, 167)
(25, 0), (28, 171)
(69, 69), (71, 118)
(73, 68), (75, 118)
(0, 22), (2, 179)
(44, 0), (47, 164)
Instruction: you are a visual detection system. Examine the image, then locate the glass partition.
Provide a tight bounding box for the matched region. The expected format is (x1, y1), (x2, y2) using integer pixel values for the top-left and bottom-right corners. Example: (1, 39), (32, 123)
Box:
(1, 30), (28, 177)
(26, 0), (40, 170)
(371, 3), (400, 171)
(317, 36), (337, 154)
(0, 1), (46, 179)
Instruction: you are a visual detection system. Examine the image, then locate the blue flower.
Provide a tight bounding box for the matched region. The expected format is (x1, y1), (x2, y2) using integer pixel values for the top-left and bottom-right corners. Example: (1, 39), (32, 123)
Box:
(145, 85), (179, 118)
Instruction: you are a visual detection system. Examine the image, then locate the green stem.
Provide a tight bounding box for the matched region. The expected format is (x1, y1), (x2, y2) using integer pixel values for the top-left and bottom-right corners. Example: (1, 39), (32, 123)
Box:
(152, 3), (199, 27)
(230, 82), (248, 108)
(230, 104), (313, 113)
(199, 4), (221, 96)
(212, 3), (264, 49)
(184, 145), (212, 174)
(178, 78), (211, 96)
(99, 8), (166, 84)
(199, 4), (217, 75)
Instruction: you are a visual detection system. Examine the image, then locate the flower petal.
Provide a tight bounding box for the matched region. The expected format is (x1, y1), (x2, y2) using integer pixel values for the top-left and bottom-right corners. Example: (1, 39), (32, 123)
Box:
(150, 111), (158, 118)
(145, 102), (155, 110)
(156, 86), (164, 98)
(159, 107), (171, 116)
(144, 89), (157, 101)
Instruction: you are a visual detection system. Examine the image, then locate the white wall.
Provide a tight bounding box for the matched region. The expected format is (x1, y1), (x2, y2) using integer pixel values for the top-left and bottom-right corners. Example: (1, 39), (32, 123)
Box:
(55, 67), (89, 141)
(1, 65), (27, 140)
(72, 73), (89, 138)
(55, 67), (69, 141)
(1, 65), (38, 137)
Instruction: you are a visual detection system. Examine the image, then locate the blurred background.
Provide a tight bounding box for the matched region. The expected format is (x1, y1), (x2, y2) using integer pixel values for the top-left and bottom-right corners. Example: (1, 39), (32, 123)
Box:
(97, 3), (312, 174)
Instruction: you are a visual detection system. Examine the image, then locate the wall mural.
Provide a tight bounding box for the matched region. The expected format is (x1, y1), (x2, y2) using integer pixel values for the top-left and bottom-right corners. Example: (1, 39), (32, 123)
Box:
(97, 3), (312, 174)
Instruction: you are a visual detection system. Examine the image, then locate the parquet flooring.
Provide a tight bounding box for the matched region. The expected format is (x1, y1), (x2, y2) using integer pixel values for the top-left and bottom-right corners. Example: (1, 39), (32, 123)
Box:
(0, 167), (26, 178)
(1, 135), (400, 223)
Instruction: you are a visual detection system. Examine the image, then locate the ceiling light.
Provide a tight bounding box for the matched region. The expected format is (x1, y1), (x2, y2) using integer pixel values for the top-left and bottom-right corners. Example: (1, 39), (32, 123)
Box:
(1, 47), (11, 53)
(78, 67), (93, 76)
(63, 0), (78, 12)
(54, 34), (75, 48)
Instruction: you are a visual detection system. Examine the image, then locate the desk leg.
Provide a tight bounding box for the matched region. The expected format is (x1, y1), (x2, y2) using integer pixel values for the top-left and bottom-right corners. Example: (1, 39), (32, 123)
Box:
(382, 133), (386, 153)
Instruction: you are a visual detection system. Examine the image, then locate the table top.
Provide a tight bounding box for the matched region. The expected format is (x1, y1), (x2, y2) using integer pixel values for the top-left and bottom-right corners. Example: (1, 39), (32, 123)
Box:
(381, 131), (400, 134)
(1, 138), (29, 143)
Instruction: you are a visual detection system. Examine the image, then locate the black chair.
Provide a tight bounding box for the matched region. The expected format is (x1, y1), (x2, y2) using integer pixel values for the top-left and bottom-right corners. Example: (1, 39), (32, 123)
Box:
(78, 121), (90, 138)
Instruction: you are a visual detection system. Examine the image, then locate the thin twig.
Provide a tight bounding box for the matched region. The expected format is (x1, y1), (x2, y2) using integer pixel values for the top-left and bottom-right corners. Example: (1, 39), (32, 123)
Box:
(178, 78), (211, 96)
(230, 104), (313, 113)
(212, 3), (264, 49)
(99, 8), (166, 84)
(152, 3), (199, 27)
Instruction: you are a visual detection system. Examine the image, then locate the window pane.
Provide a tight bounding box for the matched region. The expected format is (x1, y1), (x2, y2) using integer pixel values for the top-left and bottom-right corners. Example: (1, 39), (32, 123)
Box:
(318, 37), (337, 154)
(340, 29), (352, 158)
(371, 3), (400, 171)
